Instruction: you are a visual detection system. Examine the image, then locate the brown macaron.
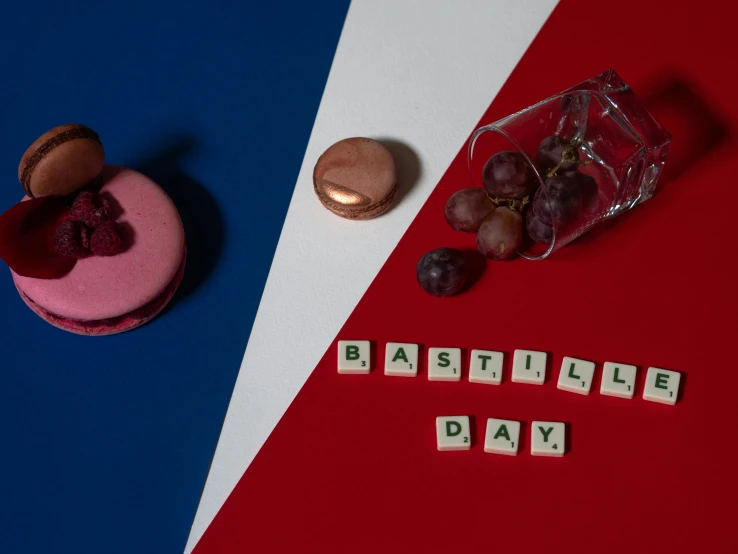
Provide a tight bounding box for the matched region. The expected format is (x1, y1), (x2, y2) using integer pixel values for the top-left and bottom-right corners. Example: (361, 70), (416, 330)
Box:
(18, 124), (105, 198)
(313, 137), (398, 220)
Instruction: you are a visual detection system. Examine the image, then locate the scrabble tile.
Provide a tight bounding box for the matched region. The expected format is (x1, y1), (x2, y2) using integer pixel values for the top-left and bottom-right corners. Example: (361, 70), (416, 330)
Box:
(428, 347), (462, 381)
(511, 349), (546, 385)
(484, 418), (520, 455)
(337, 340), (370, 374)
(436, 416), (471, 451)
(557, 356), (596, 395)
(469, 350), (503, 385)
(600, 362), (637, 399)
(384, 342), (419, 377)
(643, 367), (681, 405)
(531, 421), (565, 457)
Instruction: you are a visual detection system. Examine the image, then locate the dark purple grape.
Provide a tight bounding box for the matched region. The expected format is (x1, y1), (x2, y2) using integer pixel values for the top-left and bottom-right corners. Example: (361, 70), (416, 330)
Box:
(564, 171), (598, 209)
(536, 136), (580, 176)
(444, 188), (496, 233)
(476, 207), (522, 260)
(532, 174), (583, 225)
(525, 208), (553, 245)
(482, 151), (538, 199)
(416, 248), (469, 297)
(525, 171), (599, 245)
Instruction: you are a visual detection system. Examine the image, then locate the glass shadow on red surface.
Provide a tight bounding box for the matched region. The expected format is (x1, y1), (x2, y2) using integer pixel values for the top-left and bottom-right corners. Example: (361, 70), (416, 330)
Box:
(552, 74), (732, 257)
(642, 75), (732, 188)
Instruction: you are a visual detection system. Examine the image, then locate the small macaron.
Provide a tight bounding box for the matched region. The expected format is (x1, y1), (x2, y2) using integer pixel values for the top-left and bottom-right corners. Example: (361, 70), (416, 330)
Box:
(18, 124), (105, 198)
(313, 137), (398, 220)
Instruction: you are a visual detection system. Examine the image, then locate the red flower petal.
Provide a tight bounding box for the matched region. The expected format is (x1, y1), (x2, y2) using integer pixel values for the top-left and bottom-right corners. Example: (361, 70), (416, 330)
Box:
(0, 197), (76, 279)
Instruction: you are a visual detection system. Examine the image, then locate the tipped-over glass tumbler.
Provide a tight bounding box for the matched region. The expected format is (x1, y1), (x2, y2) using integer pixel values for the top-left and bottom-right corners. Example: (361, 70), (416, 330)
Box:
(469, 69), (672, 259)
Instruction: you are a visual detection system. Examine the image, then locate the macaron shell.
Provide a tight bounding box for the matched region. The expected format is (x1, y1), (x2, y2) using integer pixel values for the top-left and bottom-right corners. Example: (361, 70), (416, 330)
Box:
(15, 252), (185, 336)
(317, 181), (398, 220)
(313, 137), (397, 220)
(18, 124), (105, 198)
(12, 165), (185, 321)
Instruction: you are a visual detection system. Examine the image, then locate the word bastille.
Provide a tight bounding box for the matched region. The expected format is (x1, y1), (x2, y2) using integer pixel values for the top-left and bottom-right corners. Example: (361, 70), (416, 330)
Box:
(337, 341), (682, 405)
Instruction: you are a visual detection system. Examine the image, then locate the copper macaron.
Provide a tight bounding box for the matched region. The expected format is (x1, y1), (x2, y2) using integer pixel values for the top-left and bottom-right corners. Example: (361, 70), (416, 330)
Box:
(18, 124), (105, 198)
(313, 137), (398, 220)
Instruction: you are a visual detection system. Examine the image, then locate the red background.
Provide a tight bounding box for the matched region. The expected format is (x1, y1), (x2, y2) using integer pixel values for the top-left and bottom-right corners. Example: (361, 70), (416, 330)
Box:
(195, 0), (737, 552)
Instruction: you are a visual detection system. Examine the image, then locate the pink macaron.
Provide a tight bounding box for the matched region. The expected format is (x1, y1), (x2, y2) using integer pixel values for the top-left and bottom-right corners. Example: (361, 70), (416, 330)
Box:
(11, 165), (186, 335)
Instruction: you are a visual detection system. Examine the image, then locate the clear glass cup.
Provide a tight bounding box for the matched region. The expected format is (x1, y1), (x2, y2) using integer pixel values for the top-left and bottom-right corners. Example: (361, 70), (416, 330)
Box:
(468, 69), (672, 259)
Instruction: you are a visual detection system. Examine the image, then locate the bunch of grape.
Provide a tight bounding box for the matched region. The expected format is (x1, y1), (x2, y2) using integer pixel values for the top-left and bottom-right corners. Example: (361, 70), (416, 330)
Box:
(417, 136), (599, 297)
(443, 149), (534, 260)
(444, 136), (599, 257)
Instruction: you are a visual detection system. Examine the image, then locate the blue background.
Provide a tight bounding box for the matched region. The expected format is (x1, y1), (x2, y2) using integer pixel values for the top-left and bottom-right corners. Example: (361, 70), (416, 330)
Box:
(0, 1), (349, 552)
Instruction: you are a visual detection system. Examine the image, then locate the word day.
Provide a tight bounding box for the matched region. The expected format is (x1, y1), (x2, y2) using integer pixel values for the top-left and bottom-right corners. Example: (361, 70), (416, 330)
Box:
(337, 341), (682, 406)
(437, 416), (566, 457)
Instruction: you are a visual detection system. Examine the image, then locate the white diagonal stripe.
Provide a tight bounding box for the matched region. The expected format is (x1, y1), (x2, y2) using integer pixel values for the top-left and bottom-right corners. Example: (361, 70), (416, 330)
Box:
(186, 0), (557, 551)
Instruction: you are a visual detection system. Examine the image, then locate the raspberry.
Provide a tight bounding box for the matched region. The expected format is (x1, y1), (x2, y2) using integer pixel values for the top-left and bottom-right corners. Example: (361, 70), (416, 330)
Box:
(54, 220), (90, 258)
(70, 190), (111, 228)
(90, 221), (123, 256)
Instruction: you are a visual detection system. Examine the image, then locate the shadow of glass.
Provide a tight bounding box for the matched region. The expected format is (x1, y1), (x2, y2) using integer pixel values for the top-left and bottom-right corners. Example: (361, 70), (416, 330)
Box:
(642, 76), (731, 188)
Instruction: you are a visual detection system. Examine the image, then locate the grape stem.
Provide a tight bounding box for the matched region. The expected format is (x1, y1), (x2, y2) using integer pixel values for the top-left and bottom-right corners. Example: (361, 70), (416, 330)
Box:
(487, 194), (529, 212)
(545, 138), (590, 178)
